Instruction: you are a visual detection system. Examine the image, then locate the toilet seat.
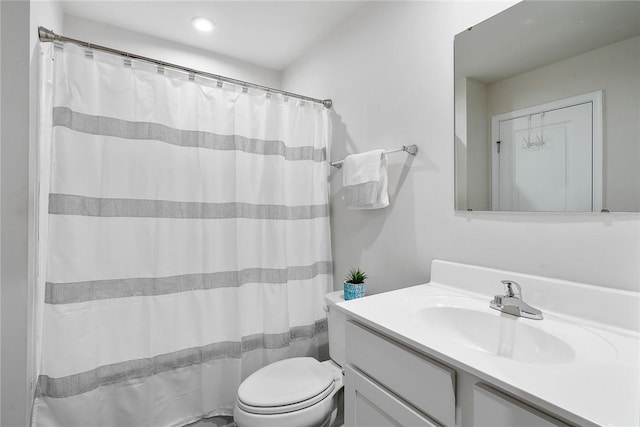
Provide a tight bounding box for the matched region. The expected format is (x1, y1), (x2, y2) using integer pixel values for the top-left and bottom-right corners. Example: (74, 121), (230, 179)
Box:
(237, 382), (335, 415)
(236, 357), (336, 415)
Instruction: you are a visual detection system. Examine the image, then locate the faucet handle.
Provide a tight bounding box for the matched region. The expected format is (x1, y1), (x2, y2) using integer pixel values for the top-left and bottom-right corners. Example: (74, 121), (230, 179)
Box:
(500, 280), (522, 298)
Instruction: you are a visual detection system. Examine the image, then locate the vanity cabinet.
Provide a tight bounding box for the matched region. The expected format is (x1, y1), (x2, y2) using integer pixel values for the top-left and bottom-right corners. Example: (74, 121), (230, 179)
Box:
(344, 320), (573, 427)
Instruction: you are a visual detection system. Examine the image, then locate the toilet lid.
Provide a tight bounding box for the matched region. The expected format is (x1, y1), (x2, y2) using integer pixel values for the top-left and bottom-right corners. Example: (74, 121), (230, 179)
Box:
(237, 357), (335, 414)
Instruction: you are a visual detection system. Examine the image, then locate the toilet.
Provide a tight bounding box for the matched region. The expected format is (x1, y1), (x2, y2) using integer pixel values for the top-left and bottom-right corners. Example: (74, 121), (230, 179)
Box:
(233, 291), (346, 427)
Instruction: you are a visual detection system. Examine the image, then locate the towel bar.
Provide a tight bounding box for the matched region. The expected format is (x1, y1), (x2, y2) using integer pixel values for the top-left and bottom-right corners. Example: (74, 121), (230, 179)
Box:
(331, 144), (418, 169)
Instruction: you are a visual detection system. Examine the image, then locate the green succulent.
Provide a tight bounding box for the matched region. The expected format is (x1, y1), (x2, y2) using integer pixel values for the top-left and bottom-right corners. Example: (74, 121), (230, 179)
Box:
(346, 268), (367, 284)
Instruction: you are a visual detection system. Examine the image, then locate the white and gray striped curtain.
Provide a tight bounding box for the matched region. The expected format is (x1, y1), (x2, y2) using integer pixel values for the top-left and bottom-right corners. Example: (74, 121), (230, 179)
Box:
(32, 43), (332, 427)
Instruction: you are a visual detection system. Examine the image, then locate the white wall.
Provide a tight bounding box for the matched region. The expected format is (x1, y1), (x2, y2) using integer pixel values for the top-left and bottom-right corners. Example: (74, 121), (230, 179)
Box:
(63, 15), (281, 89)
(1, 2), (64, 425)
(455, 76), (490, 212)
(454, 77), (468, 210)
(282, 1), (640, 294)
(487, 35), (640, 212)
(465, 78), (489, 211)
(2, 1), (35, 425)
(0, 1), (3, 420)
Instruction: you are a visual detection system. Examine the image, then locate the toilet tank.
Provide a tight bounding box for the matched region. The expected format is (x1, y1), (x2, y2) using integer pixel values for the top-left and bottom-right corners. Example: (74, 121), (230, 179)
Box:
(325, 290), (347, 367)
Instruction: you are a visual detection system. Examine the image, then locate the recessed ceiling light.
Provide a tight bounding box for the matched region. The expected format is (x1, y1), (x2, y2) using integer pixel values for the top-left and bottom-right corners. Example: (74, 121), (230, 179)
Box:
(192, 17), (214, 33)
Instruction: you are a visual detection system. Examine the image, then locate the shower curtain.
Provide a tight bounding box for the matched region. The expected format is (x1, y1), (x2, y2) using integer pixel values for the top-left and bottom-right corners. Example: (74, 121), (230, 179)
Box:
(32, 42), (332, 427)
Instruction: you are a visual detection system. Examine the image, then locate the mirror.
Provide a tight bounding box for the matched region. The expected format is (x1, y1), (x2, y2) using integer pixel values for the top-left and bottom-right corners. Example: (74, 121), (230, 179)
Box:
(454, 1), (640, 212)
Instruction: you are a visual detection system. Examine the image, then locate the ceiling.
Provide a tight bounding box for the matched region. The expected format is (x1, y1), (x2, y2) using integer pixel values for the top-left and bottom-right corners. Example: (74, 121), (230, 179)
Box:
(60, 1), (368, 70)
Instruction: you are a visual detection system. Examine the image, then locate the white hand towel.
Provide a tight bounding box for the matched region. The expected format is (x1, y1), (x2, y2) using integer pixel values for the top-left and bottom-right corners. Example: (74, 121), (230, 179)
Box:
(342, 150), (389, 209)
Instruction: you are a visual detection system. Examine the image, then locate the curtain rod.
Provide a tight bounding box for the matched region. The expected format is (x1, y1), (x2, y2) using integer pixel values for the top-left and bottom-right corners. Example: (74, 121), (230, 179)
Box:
(38, 26), (333, 109)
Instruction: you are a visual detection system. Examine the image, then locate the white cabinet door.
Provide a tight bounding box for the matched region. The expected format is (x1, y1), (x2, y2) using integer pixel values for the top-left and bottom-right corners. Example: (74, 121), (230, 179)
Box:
(473, 383), (571, 427)
(345, 366), (440, 427)
(346, 321), (456, 426)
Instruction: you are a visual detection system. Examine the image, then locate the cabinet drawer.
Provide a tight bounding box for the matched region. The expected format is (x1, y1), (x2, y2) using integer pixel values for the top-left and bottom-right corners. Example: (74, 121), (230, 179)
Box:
(345, 365), (440, 427)
(346, 321), (456, 426)
(473, 383), (571, 427)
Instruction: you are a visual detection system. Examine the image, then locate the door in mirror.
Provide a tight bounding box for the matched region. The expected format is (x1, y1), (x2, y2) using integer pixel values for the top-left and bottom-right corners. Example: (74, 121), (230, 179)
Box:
(491, 92), (602, 212)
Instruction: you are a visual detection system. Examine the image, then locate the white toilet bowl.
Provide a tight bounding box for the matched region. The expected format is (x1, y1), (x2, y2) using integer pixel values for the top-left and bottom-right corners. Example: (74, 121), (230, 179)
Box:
(233, 358), (342, 427)
(233, 291), (346, 427)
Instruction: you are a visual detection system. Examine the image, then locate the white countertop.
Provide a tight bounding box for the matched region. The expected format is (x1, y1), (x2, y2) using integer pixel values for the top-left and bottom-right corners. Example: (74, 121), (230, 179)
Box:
(336, 281), (640, 427)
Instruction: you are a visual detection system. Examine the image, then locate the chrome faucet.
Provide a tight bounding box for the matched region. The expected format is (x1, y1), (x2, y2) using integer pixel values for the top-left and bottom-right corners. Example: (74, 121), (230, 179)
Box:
(489, 280), (543, 320)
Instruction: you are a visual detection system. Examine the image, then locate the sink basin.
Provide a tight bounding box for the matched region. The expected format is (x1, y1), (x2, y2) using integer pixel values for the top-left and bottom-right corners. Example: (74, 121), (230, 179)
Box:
(413, 296), (616, 364)
(419, 305), (575, 363)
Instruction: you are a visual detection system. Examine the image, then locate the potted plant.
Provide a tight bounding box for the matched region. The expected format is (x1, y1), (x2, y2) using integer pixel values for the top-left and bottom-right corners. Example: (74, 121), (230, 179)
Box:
(344, 268), (367, 300)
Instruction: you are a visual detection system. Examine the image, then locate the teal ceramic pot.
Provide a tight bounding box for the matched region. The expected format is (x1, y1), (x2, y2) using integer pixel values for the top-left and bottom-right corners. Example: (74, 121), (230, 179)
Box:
(344, 281), (365, 300)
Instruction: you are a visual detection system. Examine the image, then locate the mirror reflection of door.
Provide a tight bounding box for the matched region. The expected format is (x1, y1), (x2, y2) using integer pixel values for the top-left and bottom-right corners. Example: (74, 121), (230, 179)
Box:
(491, 92), (602, 212)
